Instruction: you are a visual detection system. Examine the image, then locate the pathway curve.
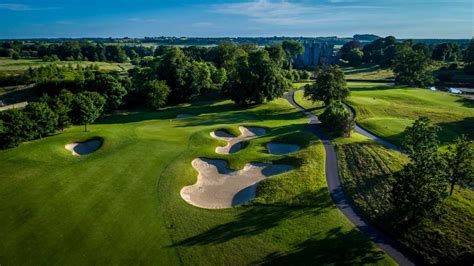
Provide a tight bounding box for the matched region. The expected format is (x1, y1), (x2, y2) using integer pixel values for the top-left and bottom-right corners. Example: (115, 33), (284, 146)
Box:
(284, 90), (417, 266)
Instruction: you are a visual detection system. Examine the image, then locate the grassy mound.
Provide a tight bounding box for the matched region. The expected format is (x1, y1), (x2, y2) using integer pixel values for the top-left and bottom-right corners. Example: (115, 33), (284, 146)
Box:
(336, 141), (474, 265)
(0, 98), (394, 265)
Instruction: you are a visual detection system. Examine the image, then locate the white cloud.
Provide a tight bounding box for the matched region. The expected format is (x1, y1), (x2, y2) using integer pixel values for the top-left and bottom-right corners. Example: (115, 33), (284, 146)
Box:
(211, 0), (384, 25)
(128, 18), (159, 23)
(192, 22), (213, 27)
(0, 3), (59, 11)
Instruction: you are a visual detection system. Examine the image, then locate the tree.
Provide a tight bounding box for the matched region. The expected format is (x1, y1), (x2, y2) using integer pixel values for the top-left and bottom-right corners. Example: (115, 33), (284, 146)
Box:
(392, 44), (434, 87)
(319, 101), (354, 137)
(339, 40), (363, 61)
(346, 49), (364, 66)
(208, 41), (246, 70)
(463, 39), (474, 75)
(446, 136), (474, 195)
(105, 45), (127, 63)
(155, 47), (189, 103)
(0, 109), (34, 149)
(51, 90), (74, 131)
(282, 40), (304, 70)
(362, 36), (397, 67)
(432, 43), (460, 61)
(304, 66), (348, 105)
(265, 44), (286, 67)
(24, 102), (58, 139)
(88, 74), (127, 110)
(391, 117), (448, 221)
(185, 61), (212, 95)
(223, 50), (289, 105)
(143, 80), (170, 109)
(71, 92), (105, 132)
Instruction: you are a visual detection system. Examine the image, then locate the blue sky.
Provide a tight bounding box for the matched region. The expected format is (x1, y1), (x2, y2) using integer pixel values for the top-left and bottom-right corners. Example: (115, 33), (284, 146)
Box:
(0, 0), (472, 39)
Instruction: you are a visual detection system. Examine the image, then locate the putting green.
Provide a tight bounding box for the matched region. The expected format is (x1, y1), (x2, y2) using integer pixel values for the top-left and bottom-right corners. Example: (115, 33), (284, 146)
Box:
(0, 98), (395, 265)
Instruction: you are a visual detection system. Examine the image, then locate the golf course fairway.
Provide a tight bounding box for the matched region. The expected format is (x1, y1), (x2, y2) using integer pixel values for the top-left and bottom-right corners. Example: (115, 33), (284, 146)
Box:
(0, 98), (395, 265)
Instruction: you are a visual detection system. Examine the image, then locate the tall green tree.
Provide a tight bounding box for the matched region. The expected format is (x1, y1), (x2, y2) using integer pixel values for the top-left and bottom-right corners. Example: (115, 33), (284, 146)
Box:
(0, 109), (34, 149)
(143, 80), (170, 109)
(391, 117), (448, 221)
(24, 102), (58, 139)
(304, 66), (348, 105)
(265, 44), (286, 67)
(88, 74), (127, 110)
(71, 92), (105, 132)
(446, 136), (474, 195)
(392, 44), (434, 87)
(282, 40), (304, 70)
(51, 90), (74, 131)
(155, 47), (189, 103)
(223, 50), (289, 105)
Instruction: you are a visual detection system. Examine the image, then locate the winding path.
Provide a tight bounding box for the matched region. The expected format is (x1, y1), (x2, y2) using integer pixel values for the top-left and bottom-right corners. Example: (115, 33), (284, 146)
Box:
(284, 90), (417, 266)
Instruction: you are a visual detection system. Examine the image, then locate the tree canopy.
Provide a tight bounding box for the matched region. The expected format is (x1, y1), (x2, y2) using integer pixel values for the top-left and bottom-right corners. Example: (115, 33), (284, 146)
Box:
(304, 66), (348, 105)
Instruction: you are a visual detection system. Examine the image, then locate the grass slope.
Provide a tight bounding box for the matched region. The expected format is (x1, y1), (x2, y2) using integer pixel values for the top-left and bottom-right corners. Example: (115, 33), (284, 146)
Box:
(336, 141), (474, 264)
(341, 64), (395, 81)
(0, 98), (394, 265)
(346, 83), (474, 146)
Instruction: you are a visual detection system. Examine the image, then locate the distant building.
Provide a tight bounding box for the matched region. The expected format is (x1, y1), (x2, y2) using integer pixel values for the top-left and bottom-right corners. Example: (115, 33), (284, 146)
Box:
(294, 41), (339, 69)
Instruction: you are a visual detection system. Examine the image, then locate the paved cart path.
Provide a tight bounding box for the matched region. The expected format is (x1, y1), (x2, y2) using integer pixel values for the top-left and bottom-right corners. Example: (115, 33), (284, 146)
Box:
(284, 90), (416, 266)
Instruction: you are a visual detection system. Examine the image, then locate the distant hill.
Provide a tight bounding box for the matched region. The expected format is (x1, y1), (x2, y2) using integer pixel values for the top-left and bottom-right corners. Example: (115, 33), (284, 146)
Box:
(353, 34), (381, 42)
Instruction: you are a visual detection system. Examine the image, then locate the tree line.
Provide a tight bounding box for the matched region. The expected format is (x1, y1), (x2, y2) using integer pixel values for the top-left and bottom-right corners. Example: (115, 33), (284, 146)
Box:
(1, 41), (309, 149)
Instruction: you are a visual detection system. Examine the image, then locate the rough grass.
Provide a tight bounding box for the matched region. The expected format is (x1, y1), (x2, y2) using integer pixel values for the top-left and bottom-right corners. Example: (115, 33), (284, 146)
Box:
(0, 97), (395, 265)
(0, 57), (133, 75)
(336, 141), (474, 265)
(346, 83), (474, 146)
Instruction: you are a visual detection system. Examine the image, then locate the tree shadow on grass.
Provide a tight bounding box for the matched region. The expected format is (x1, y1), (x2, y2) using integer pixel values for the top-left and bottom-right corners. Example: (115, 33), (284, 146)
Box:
(438, 117), (474, 142)
(456, 97), (474, 108)
(98, 101), (242, 125)
(172, 188), (333, 247)
(259, 226), (387, 265)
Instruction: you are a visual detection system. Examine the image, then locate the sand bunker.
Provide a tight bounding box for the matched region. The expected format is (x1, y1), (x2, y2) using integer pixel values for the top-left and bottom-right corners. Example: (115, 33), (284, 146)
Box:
(181, 158), (293, 209)
(176, 114), (195, 119)
(65, 139), (102, 156)
(210, 126), (266, 154)
(267, 142), (300, 155)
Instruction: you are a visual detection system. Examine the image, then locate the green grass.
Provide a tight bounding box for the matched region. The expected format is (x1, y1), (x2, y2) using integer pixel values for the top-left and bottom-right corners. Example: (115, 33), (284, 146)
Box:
(293, 89), (325, 116)
(292, 81), (313, 89)
(336, 141), (474, 264)
(0, 97), (395, 265)
(0, 57), (133, 75)
(346, 83), (474, 146)
(341, 64), (395, 81)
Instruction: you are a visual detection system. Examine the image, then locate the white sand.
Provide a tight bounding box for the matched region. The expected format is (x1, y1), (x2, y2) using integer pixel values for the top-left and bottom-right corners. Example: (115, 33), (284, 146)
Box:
(267, 142), (300, 155)
(176, 114), (195, 119)
(210, 126), (266, 154)
(65, 139), (102, 156)
(180, 158), (293, 209)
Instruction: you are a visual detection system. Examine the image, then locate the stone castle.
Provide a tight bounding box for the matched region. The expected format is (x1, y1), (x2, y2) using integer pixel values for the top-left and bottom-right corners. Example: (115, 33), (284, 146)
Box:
(294, 41), (338, 68)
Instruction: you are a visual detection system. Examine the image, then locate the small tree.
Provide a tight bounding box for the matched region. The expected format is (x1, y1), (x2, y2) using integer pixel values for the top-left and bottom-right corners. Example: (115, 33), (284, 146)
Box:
(319, 101), (354, 137)
(391, 117), (448, 221)
(24, 102), (59, 139)
(51, 90), (74, 131)
(446, 136), (474, 195)
(346, 49), (364, 66)
(71, 92), (105, 132)
(88, 74), (127, 111)
(304, 66), (348, 105)
(143, 80), (170, 109)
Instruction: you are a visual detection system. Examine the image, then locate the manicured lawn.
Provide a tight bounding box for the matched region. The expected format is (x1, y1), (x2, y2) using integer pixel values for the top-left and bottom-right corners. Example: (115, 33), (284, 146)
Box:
(336, 141), (474, 265)
(341, 64), (395, 81)
(0, 57), (133, 75)
(346, 83), (474, 146)
(0, 98), (395, 265)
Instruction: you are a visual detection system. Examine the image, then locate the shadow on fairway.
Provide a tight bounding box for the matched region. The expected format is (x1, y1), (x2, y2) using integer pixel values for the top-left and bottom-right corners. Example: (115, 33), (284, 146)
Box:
(259, 226), (387, 265)
(456, 97), (474, 108)
(172, 188), (333, 247)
